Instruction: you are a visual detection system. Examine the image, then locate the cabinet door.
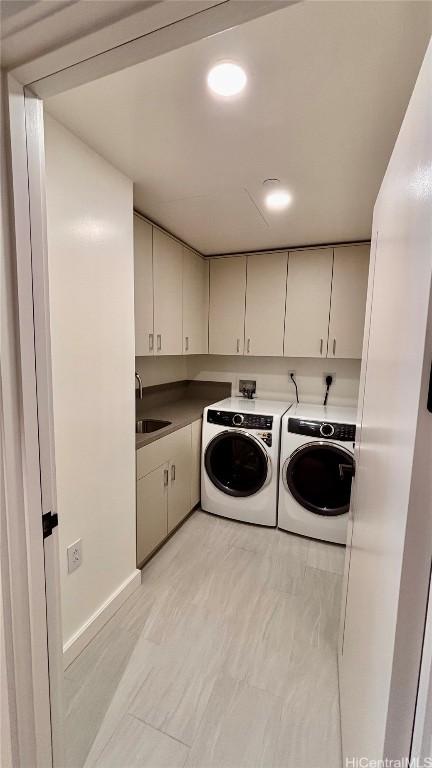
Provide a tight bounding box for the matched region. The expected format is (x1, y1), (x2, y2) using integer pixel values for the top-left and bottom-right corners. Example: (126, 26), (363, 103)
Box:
(183, 247), (209, 354)
(168, 425), (192, 533)
(190, 419), (202, 508)
(134, 215), (154, 356)
(284, 248), (333, 358)
(153, 229), (183, 355)
(209, 256), (246, 355)
(328, 245), (370, 359)
(136, 463), (168, 566)
(245, 252), (287, 356)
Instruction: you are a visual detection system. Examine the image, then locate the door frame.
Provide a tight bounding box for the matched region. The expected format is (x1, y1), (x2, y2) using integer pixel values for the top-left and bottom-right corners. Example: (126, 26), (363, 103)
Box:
(3, 2), (294, 765)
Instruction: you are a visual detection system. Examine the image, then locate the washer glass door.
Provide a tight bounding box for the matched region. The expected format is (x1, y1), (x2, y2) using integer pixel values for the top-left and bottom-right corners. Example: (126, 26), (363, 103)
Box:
(205, 431), (269, 497)
(285, 442), (354, 516)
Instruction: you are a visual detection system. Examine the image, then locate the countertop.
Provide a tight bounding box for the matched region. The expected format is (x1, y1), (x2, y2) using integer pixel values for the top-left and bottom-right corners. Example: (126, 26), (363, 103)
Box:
(135, 380), (231, 450)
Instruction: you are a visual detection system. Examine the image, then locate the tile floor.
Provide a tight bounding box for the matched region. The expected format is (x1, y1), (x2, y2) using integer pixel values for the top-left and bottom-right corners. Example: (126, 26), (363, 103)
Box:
(64, 510), (345, 768)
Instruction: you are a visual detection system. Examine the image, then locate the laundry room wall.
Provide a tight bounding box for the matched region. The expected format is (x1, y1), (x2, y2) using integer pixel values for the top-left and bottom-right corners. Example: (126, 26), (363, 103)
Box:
(136, 354), (361, 406)
(45, 115), (138, 659)
(186, 356), (361, 405)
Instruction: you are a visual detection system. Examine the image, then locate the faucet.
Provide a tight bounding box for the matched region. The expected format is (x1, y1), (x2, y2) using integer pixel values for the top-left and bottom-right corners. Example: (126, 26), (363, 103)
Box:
(135, 371), (143, 400)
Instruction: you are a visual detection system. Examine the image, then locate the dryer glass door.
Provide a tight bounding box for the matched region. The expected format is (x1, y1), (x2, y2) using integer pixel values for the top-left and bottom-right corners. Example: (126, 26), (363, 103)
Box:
(285, 442), (354, 516)
(205, 431), (269, 497)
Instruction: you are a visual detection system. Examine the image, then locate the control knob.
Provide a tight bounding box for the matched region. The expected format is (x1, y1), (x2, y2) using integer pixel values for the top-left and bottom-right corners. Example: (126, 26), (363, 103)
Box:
(232, 413), (244, 426)
(320, 422), (335, 438)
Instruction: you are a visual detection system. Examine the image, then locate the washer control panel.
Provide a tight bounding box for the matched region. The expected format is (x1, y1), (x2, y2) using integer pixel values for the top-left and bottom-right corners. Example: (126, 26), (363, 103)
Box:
(207, 410), (273, 431)
(288, 418), (356, 442)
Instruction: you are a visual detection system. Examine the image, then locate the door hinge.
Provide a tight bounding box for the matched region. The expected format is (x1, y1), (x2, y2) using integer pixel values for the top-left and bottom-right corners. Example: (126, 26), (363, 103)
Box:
(42, 511), (59, 539)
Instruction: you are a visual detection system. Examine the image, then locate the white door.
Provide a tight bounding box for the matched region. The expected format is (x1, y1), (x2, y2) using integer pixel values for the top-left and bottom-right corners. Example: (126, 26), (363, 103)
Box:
(284, 248), (333, 358)
(328, 244), (369, 359)
(209, 256), (246, 355)
(339, 41), (432, 763)
(167, 425), (192, 533)
(136, 463), (168, 566)
(153, 228), (183, 355)
(183, 247), (209, 355)
(134, 215), (154, 356)
(245, 252), (287, 356)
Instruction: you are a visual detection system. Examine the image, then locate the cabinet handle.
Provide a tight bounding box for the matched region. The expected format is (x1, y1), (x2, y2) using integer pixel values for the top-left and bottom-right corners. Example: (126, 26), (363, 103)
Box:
(185, 336), (189, 352)
(157, 334), (162, 352)
(236, 338), (240, 354)
(163, 469), (169, 487)
(320, 338), (323, 355)
(247, 338), (251, 354)
(171, 464), (176, 482)
(149, 333), (154, 352)
(333, 338), (336, 356)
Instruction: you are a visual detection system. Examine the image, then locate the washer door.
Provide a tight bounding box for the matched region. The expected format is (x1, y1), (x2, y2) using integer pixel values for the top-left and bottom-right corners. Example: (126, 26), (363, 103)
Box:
(205, 430), (270, 497)
(284, 442), (354, 516)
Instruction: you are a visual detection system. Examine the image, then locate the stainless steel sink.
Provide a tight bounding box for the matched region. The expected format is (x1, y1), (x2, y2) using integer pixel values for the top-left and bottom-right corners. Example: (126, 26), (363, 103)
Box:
(136, 419), (171, 434)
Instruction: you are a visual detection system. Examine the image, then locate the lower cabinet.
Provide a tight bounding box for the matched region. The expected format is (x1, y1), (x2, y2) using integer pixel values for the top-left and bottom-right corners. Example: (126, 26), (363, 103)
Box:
(167, 427), (192, 534)
(136, 463), (168, 565)
(136, 419), (202, 567)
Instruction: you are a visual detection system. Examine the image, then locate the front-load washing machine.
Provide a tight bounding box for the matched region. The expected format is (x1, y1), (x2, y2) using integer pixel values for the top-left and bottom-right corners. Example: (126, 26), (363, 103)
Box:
(201, 397), (292, 526)
(278, 403), (357, 544)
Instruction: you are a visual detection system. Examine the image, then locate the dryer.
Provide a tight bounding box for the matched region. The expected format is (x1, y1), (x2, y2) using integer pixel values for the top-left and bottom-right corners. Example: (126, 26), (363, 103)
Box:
(278, 403), (356, 544)
(201, 397), (291, 526)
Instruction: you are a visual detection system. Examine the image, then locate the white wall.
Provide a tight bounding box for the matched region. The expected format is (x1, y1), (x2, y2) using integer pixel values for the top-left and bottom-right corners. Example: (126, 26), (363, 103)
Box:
(186, 355), (360, 406)
(135, 354), (360, 405)
(135, 355), (187, 388)
(45, 115), (137, 650)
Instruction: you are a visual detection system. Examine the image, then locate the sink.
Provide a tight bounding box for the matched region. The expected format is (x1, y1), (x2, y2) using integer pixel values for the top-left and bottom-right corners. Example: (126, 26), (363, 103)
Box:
(136, 418), (171, 434)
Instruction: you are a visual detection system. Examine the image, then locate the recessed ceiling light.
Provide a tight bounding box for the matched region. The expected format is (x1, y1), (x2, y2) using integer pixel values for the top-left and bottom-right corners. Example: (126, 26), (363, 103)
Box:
(263, 179), (292, 211)
(207, 62), (247, 97)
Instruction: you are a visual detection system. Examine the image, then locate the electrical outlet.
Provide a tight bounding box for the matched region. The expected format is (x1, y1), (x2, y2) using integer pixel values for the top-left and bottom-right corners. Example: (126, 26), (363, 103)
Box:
(323, 372), (336, 385)
(67, 539), (82, 573)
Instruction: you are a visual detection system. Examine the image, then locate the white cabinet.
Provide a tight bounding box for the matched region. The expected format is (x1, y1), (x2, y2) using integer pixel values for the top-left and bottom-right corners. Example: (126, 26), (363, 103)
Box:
(245, 252), (287, 356)
(153, 228), (183, 355)
(183, 247), (209, 355)
(328, 245), (370, 359)
(284, 248), (333, 358)
(134, 215), (154, 356)
(209, 256), (246, 355)
(136, 423), (196, 565)
(190, 419), (202, 508)
(167, 427), (192, 533)
(136, 463), (168, 566)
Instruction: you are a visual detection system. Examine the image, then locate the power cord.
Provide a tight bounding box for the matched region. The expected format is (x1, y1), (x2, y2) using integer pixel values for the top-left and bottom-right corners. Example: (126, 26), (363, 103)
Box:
(323, 374), (333, 406)
(290, 372), (299, 404)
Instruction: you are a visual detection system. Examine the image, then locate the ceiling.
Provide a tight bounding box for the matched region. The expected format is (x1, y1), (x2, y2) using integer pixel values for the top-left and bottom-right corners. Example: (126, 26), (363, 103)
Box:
(45, 1), (432, 255)
(0, 0), (159, 68)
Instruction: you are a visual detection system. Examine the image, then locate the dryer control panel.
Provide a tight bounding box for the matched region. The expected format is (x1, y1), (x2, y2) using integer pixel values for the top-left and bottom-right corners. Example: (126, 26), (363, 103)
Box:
(207, 410), (273, 431)
(288, 418), (356, 442)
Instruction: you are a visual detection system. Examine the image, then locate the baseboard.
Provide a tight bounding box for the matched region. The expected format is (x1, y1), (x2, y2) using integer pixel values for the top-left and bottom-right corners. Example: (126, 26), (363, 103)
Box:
(63, 569), (141, 669)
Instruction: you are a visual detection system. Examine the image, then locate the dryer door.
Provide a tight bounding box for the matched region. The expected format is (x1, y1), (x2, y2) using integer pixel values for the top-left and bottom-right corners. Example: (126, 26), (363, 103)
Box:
(284, 442), (354, 516)
(205, 430), (270, 497)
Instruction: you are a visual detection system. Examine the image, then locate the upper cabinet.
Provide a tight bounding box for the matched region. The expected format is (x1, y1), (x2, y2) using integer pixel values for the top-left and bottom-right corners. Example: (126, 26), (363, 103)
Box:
(209, 256), (247, 355)
(245, 252), (288, 356)
(134, 213), (369, 361)
(153, 229), (183, 355)
(183, 246), (209, 355)
(328, 245), (370, 359)
(134, 215), (154, 356)
(284, 248), (333, 358)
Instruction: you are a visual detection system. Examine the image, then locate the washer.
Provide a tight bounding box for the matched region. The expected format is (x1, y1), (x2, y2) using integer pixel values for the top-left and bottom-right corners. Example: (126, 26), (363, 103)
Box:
(201, 397), (291, 526)
(278, 403), (357, 544)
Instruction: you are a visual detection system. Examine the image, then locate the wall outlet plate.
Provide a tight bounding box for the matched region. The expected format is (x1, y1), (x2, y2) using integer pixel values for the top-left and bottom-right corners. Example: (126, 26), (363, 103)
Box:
(67, 539), (82, 573)
(239, 379), (256, 398)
